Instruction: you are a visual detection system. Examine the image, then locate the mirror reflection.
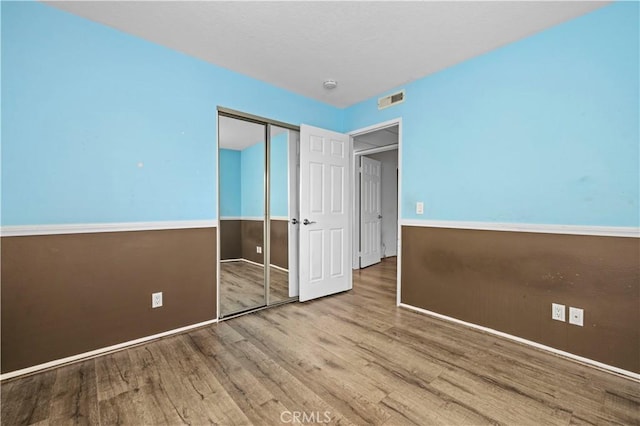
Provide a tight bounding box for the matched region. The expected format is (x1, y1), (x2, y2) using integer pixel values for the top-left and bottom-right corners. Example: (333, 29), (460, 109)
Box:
(269, 126), (297, 304)
(218, 114), (300, 318)
(219, 116), (266, 316)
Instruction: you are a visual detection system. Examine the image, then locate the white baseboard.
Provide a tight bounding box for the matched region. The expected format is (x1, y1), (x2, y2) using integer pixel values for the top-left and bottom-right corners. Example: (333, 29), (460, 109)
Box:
(0, 318), (218, 381)
(398, 303), (640, 382)
(240, 258), (265, 268)
(270, 263), (289, 273)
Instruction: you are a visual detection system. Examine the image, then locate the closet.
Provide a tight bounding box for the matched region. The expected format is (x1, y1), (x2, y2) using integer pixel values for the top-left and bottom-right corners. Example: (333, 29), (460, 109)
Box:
(217, 109), (300, 318)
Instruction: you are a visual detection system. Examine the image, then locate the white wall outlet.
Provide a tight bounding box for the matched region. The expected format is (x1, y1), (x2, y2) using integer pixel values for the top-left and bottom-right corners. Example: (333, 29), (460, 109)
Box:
(416, 202), (424, 215)
(152, 292), (163, 308)
(569, 307), (584, 326)
(256, 246), (262, 254)
(552, 303), (565, 321)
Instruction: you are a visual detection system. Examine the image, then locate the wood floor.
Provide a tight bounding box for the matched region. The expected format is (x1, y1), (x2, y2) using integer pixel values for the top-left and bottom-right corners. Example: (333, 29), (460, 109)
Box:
(2, 257), (639, 425)
(219, 261), (290, 316)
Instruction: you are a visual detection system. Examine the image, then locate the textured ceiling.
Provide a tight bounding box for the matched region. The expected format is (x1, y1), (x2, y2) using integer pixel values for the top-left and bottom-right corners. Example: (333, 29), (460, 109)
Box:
(44, 1), (609, 108)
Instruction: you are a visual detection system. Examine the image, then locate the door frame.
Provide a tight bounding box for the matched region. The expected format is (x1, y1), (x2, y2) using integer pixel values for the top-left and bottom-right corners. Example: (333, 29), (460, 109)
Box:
(355, 147), (397, 269)
(348, 118), (403, 306)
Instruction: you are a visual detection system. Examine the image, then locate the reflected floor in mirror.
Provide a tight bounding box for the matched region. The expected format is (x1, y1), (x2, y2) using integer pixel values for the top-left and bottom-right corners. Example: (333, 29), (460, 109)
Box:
(219, 261), (290, 316)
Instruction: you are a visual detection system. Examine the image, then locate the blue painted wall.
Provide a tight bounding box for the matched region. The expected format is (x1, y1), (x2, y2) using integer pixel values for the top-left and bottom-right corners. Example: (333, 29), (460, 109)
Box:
(344, 2), (639, 227)
(218, 149), (241, 218)
(240, 142), (265, 218)
(2, 2), (637, 228)
(270, 132), (289, 218)
(1, 2), (341, 225)
(219, 134), (288, 219)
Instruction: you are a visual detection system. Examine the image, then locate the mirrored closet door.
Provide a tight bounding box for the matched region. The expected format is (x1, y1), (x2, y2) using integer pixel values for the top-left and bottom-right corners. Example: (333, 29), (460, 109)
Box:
(218, 111), (299, 318)
(269, 125), (299, 305)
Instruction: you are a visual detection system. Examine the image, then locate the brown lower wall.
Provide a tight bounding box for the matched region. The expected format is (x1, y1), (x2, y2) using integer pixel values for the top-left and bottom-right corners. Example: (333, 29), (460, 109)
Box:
(270, 220), (289, 270)
(220, 220), (242, 260)
(1, 227), (217, 373)
(401, 226), (640, 373)
(220, 219), (288, 269)
(241, 220), (265, 264)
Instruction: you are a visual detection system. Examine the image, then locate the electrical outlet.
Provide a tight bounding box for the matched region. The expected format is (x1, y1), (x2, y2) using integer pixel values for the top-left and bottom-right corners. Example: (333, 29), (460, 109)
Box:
(552, 303), (565, 321)
(256, 246), (262, 254)
(152, 292), (163, 308)
(569, 307), (584, 326)
(416, 202), (424, 215)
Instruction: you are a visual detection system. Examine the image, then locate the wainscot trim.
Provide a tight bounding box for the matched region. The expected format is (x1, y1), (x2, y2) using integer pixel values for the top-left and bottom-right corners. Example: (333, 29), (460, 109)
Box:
(1, 220), (218, 237)
(219, 216), (265, 221)
(219, 216), (289, 221)
(399, 220), (639, 238)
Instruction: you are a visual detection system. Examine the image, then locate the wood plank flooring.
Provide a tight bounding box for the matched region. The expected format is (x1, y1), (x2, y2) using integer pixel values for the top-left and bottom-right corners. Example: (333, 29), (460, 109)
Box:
(219, 261), (290, 316)
(2, 257), (639, 425)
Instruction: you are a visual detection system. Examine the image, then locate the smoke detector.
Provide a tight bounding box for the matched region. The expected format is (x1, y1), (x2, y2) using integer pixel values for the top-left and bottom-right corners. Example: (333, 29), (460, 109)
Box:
(323, 79), (338, 90)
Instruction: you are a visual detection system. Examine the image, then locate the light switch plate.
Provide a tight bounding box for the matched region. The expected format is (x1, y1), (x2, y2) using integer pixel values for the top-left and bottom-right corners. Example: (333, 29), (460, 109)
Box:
(416, 202), (424, 215)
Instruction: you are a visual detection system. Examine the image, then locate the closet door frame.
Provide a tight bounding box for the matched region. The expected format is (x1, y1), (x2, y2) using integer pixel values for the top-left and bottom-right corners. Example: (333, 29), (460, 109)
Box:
(217, 107), (300, 320)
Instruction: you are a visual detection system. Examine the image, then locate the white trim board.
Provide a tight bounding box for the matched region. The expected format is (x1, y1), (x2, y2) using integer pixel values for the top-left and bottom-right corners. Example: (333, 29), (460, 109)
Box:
(1, 220), (218, 237)
(400, 219), (639, 238)
(220, 216), (282, 221)
(348, 117), (402, 137)
(399, 303), (639, 381)
(220, 216), (289, 221)
(0, 318), (218, 381)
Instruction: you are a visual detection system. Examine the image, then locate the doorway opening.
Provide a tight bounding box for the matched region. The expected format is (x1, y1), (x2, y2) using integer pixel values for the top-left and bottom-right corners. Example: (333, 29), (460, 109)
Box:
(351, 124), (399, 272)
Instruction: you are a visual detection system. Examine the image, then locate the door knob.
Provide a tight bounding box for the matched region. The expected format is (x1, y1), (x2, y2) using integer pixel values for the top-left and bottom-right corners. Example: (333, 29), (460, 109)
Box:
(303, 219), (316, 225)
(291, 218), (299, 225)
(378, 214), (383, 219)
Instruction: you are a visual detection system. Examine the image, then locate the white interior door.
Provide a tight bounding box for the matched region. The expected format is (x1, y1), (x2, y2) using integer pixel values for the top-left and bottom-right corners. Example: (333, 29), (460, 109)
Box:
(360, 156), (382, 268)
(288, 131), (300, 297)
(299, 124), (351, 302)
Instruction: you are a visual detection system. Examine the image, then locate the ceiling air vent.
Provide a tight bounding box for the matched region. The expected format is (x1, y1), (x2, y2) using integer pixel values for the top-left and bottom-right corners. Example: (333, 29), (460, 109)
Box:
(378, 90), (405, 110)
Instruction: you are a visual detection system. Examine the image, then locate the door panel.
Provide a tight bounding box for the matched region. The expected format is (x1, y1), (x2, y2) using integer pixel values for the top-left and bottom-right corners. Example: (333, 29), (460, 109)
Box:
(360, 156), (382, 268)
(330, 228), (344, 277)
(299, 125), (351, 302)
(268, 125), (299, 304)
(331, 165), (344, 213)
